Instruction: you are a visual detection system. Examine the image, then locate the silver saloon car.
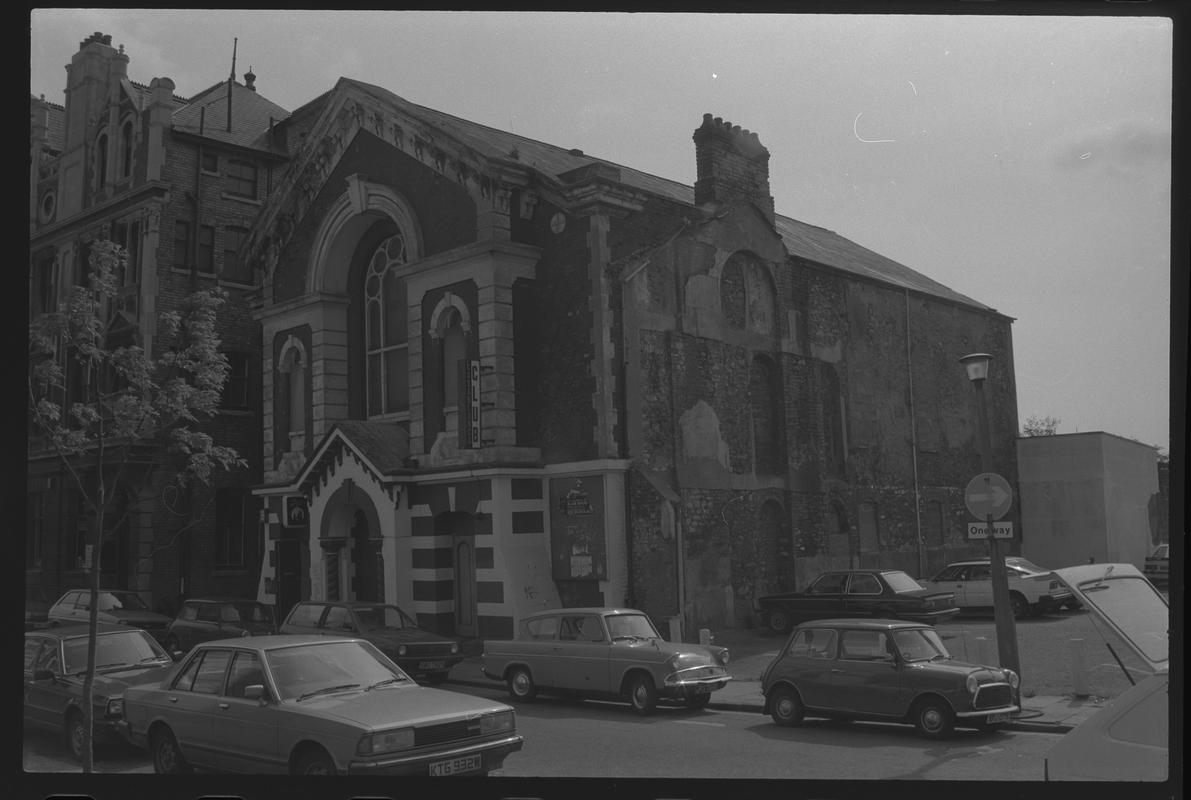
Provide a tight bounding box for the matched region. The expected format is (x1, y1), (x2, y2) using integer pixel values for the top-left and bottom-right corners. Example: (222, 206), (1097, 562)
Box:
(119, 634), (523, 775)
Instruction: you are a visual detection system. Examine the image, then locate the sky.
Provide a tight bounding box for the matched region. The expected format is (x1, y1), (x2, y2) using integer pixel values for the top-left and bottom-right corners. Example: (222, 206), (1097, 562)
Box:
(29, 9), (1177, 453)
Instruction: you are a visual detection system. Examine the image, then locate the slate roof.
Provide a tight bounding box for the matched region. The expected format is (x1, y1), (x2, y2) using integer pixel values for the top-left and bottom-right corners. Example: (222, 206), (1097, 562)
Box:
(33, 97), (66, 154)
(172, 80), (289, 153)
(325, 420), (411, 475)
(341, 80), (993, 312)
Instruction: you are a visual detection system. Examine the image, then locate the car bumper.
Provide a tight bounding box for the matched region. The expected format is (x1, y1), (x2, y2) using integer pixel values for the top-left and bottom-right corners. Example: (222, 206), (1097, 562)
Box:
(902, 607), (960, 624)
(1033, 594), (1072, 611)
(661, 675), (731, 697)
(346, 734), (524, 775)
(955, 703), (1019, 719)
(397, 656), (464, 675)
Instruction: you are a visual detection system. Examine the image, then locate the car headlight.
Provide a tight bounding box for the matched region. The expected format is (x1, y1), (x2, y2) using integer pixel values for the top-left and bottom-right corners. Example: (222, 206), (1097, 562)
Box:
(356, 727), (415, 756)
(966, 674), (979, 695)
(397, 645), (408, 656)
(450, 642), (459, 654)
(480, 710), (515, 734)
(1003, 669), (1020, 688)
(105, 698), (123, 717)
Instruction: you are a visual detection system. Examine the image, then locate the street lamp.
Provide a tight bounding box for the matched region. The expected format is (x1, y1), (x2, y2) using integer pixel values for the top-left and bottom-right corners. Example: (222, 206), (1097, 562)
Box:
(958, 353), (1022, 682)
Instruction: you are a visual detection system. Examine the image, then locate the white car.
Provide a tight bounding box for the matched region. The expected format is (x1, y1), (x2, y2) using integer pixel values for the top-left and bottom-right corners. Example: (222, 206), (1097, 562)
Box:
(924, 558), (1075, 618)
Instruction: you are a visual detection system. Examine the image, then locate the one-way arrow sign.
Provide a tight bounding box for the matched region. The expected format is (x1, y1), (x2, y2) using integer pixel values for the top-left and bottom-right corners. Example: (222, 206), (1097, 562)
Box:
(964, 472), (1013, 520)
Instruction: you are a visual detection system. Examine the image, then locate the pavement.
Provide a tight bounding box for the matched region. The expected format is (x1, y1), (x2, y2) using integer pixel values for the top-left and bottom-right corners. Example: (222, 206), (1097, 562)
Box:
(448, 626), (1108, 734)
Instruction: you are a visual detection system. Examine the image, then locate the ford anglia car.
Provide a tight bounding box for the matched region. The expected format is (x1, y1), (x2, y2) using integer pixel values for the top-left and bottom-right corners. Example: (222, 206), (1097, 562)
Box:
(760, 618), (1020, 738)
(119, 634), (522, 775)
(482, 607), (731, 715)
(755, 570), (960, 634)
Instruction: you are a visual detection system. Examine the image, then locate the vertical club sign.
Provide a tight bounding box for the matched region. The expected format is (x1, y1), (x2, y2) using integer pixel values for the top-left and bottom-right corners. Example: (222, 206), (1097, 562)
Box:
(467, 359), (482, 449)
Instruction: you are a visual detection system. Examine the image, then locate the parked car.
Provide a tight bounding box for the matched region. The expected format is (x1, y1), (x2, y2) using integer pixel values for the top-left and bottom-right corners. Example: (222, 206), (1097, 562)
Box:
(279, 601), (461, 683)
(1043, 563), (1168, 781)
(119, 635), (523, 775)
(754, 570), (959, 634)
(923, 557), (1075, 618)
(26, 586), (51, 630)
(23, 623), (175, 760)
(481, 607), (731, 715)
(760, 618), (1020, 739)
(165, 598), (277, 655)
(48, 589), (173, 643)
(1142, 543), (1169, 586)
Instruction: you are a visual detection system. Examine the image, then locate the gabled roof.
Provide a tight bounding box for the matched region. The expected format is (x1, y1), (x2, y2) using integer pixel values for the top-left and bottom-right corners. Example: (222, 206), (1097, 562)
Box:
(289, 420), (411, 505)
(172, 80), (289, 153)
(338, 79), (993, 312)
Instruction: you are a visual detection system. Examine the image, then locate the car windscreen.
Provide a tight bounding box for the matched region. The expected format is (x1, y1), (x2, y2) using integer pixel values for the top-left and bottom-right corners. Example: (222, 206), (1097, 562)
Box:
(606, 614), (659, 640)
(63, 630), (169, 673)
(882, 571), (926, 593)
(97, 592), (149, 611)
(353, 605), (417, 631)
(230, 603), (273, 623)
(891, 628), (950, 662)
(1073, 574), (1167, 666)
(265, 640), (411, 700)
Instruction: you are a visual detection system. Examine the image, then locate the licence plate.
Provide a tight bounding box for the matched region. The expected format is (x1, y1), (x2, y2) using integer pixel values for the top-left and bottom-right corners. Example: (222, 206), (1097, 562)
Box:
(419, 660), (445, 670)
(985, 712), (1011, 724)
(429, 754), (482, 776)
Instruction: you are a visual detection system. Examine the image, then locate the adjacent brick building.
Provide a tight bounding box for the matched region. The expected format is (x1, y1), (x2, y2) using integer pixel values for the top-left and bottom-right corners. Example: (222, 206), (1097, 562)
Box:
(243, 80), (1020, 638)
(27, 33), (289, 611)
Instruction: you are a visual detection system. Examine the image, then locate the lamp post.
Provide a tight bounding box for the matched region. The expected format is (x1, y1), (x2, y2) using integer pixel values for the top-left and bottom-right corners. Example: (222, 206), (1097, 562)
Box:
(959, 353), (1022, 682)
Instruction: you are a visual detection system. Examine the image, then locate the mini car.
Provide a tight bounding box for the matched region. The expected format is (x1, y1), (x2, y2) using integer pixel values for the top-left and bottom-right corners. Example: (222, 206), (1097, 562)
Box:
(165, 597), (277, 655)
(23, 623), (175, 760)
(48, 589), (173, 643)
(755, 570), (959, 633)
(923, 557), (1076, 618)
(119, 635), (523, 775)
(482, 607), (731, 714)
(760, 618), (1019, 739)
(279, 601), (462, 683)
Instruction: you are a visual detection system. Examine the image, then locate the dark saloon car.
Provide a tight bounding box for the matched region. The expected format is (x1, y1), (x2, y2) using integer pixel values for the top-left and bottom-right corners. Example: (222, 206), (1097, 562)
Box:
(24, 623), (176, 760)
(754, 570), (959, 633)
(48, 589), (173, 643)
(120, 635), (523, 775)
(760, 618), (1020, 739)
(280, 601), (462, 683)
(165, 598), (277, 654)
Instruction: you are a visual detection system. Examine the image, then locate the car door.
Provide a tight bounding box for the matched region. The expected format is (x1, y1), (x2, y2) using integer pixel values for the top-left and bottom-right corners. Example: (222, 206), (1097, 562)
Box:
(162, 648), (233, 768)
(776, 627), (838, 709)
(824, 629), (903, 716)
(552, 614), (612, 692)
(844, 573), (885, 617)
(928, 565), (969, 608)
(963, 564), (994, 608)
(801, 573), (849, 622)
(23, 636), (63, 730)
(516, 615), (558, 688)
(208, 649), (282, 773)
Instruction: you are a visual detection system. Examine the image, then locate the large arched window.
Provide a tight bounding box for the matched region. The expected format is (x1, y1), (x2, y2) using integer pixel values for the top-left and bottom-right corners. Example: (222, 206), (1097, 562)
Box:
(364, 234), (409, 417)
(95, 132), (109, 188)
(720, 257), (746, 328)
(120, 119), (134, 179)
(441, 307), (466, 413)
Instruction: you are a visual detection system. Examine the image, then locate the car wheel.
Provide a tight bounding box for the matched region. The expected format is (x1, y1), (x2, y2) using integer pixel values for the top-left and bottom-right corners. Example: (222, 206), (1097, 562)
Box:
(912, 698), (955, 739)
(768, 609), (791, 634)
(683, 693), (711, 710)
(628, 674), (658, 716)
(768, 685), (805, 726)
(423, 670), (450, 685)
(293, 745), (336, 775)
(64, 710), (85, 761)
(1009, 593), (1029, 620)
(151, 726), (192, 774)
(507, 666), (537, 701)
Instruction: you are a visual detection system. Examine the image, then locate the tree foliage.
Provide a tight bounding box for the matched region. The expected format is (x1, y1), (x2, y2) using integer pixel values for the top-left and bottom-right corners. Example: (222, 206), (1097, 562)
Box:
(1020, 415), (1061, 437)
(27, 239), (246, 771)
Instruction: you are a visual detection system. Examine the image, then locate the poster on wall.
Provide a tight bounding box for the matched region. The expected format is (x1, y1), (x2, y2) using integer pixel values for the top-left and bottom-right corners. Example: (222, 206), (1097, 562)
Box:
(549, 476), (607, 581)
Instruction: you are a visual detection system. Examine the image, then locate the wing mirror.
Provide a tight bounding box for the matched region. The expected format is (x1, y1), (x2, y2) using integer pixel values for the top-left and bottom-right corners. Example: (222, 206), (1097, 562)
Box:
(243, 684), (269, 703)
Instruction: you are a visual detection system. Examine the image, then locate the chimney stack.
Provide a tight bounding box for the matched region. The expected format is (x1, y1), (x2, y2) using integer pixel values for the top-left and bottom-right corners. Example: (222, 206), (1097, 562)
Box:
(244, 66), (256, 91)
(692, 113), (774, 225)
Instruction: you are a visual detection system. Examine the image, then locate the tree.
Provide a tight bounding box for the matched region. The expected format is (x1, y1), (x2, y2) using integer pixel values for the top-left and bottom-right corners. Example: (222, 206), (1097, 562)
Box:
(1020, 415), (1061, 437)
(27, 239), (246, 772)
